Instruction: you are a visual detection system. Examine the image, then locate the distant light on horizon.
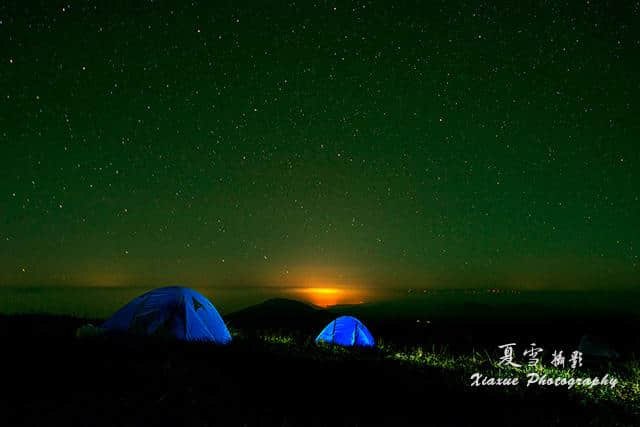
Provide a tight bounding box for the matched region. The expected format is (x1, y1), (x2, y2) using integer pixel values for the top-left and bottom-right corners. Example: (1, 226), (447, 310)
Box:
(293, 287), (365, 307)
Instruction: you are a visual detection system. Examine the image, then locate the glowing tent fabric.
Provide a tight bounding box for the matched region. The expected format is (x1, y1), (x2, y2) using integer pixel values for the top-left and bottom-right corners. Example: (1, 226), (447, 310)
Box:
(102, 286), (231, 344)
(315, 316), (375, 347)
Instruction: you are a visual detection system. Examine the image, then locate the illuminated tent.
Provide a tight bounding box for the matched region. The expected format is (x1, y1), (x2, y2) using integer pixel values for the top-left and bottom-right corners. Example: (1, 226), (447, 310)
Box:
(102, 286), (231, 344)
(315, 315), (375, 347)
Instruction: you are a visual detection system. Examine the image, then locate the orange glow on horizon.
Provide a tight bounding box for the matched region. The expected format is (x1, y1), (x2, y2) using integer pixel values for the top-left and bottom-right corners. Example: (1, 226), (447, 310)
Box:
(293, 287), (364, 307)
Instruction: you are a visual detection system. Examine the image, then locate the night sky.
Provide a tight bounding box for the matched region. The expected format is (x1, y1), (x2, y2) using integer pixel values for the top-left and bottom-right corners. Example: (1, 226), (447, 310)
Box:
(1, 1), (639, 296)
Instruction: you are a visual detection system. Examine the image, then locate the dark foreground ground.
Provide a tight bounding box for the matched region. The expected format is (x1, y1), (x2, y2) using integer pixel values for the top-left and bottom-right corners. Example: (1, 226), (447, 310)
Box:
(0, 312), (639, 427)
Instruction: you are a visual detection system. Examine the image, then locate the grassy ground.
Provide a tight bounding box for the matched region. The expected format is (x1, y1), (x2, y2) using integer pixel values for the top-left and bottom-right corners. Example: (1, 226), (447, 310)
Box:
(255, 330), (640, 415)
(1, 314), (638, 427)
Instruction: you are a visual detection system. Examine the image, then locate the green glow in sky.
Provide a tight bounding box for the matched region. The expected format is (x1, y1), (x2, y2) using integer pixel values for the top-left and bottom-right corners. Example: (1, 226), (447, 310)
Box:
(1, 1), (638, 292)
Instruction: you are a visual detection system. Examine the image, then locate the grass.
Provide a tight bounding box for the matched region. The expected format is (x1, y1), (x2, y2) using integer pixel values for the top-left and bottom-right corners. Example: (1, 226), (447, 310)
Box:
(255, 331), (640, 415)
(3, 314), (639, 426)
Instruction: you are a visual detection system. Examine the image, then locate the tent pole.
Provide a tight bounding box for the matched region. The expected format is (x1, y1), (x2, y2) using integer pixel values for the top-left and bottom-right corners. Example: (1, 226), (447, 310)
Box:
(353, 322), (358, 346)
(331, 318), (337, 347)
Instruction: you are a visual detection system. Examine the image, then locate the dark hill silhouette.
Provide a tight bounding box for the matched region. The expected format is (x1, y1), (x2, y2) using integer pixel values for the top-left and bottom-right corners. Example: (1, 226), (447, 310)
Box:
(325, 294), (640, 352)
(224, 294), (640, 353)
(226, 298), (333, 332)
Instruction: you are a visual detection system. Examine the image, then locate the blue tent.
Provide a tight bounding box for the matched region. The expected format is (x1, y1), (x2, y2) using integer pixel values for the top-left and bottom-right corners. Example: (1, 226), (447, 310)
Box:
(315, 316), (375, 347)
(102, 286), (231, 344)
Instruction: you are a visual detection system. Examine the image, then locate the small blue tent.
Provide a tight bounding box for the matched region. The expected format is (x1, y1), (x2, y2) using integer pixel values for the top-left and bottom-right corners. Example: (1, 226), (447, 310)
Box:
(315, 316), (375, 347)
(102, 286), (231, 344)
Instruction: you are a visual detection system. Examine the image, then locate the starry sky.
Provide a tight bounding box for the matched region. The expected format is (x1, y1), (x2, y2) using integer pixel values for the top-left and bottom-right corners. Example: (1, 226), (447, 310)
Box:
(1, 1), (639, 295)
